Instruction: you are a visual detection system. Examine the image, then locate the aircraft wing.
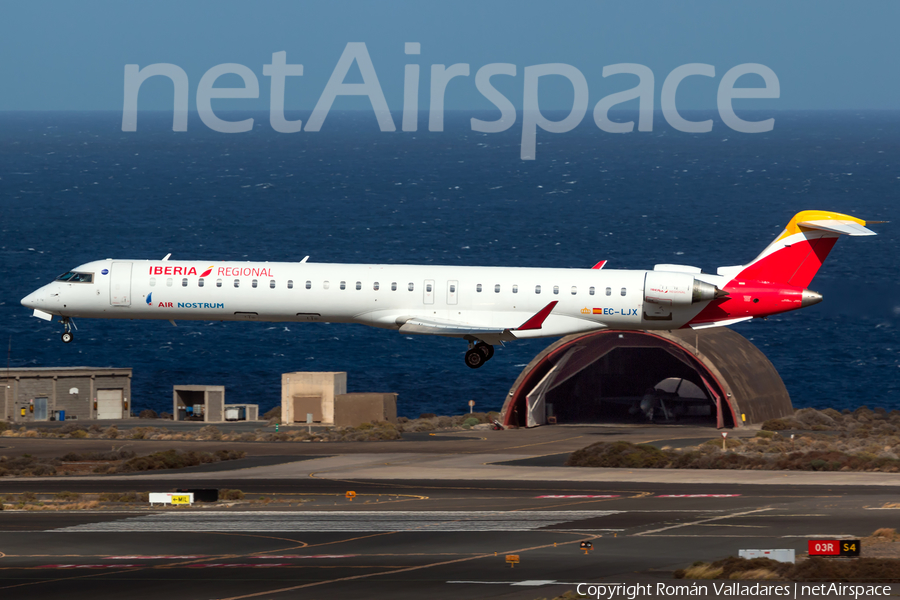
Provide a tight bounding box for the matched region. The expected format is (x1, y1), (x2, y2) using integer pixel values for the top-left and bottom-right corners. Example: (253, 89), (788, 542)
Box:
(397, 301), (559, 343)
(689, 316), (753, 330)
(399, 318), (516, 340)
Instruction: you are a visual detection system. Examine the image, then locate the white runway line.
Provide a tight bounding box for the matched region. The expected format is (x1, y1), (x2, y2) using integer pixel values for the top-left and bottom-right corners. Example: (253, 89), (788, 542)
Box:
(49, 510), (622, 533)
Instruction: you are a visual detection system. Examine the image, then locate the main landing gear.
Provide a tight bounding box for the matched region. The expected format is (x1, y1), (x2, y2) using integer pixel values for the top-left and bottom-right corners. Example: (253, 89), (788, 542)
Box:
(464, 342), (494, 369)
(61, 317), (74, 343)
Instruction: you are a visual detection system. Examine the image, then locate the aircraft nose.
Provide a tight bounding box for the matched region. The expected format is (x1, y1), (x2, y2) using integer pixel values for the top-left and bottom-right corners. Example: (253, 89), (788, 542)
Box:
(801, 289), (823, 308)
(21, 291), (39, 309)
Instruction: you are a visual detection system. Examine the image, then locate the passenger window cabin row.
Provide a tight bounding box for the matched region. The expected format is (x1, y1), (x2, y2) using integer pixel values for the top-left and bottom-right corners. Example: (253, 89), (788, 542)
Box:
(146, 278), (628, 297)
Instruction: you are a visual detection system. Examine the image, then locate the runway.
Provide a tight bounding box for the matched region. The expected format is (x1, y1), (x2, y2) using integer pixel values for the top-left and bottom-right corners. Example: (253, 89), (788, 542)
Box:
(1, 476), (896, 600)
(1, 425), (897, 598)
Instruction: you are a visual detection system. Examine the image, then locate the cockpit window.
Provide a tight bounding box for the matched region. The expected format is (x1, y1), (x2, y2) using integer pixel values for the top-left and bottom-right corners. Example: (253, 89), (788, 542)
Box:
(55, 271), (93, 283)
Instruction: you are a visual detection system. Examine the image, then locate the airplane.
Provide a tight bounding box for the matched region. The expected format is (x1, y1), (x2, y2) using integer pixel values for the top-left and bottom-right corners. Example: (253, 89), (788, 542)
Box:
(21, 210), (876, 369)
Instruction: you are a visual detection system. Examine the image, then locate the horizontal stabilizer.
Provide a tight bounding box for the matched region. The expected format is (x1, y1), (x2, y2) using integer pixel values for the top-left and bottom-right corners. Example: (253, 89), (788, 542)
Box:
(797, 220), (876, 236)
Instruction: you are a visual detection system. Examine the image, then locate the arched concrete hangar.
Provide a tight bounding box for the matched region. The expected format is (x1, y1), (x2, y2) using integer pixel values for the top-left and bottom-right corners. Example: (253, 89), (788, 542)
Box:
(501, 328), (793, 429)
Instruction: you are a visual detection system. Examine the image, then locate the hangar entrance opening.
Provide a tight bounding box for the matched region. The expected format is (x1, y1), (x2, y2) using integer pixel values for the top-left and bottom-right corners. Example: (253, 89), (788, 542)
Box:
(544, 347), (718, 426)
(502, 329), (793, 430)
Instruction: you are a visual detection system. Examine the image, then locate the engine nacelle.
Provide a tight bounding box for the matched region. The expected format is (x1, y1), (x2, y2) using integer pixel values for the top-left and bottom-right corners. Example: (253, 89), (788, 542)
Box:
(644, 271), (722, 307)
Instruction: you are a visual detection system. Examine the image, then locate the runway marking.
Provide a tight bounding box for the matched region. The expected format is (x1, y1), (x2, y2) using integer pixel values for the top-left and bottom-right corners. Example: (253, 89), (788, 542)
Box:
(656, 494), (741, 498)
(106, 555), (204, 559)
(448, 580), (593, 586)
(634, 508), (773, 536)
(246, 555), (355, 559)
(536, 495), (620, 499)
(186, 563), (292, 568)
(214, 534), (603, 600)
(38, 564), (143, 569)
(48, 510), (621, 533)
(467, 435), (588, 455)
(694, 524), (767, 528)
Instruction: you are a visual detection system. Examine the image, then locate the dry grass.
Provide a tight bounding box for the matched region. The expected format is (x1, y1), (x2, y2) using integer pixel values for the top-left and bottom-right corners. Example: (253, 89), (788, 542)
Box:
(682, 563), (724, 579)
(731, 568), (784, 580)
(567, 407), (900, 472)
(0, 412), (501, 445)
(674, 530), (900, 581)
(0, 448), (245, 477)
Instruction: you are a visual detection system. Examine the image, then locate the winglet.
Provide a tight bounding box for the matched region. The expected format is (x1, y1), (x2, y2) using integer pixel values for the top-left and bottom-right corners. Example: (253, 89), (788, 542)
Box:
(591, 260), (607, 270)
(515, 301), (558, 331)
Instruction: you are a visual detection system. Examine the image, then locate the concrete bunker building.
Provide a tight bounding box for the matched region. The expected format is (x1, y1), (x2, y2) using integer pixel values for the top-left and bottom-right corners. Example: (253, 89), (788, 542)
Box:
(501, 328), (793, 429)
(2, 367), (132, 422)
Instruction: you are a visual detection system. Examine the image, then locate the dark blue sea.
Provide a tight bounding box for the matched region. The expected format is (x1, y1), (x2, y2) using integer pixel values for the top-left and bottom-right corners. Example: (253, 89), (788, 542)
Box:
(1, 111), (897, 417)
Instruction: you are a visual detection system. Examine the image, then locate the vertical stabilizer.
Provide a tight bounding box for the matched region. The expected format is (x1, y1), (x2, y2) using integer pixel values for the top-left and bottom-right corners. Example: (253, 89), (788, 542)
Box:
(718, 210), (875, 287)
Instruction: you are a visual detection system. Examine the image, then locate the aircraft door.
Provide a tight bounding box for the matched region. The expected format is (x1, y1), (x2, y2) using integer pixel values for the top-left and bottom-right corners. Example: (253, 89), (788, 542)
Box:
(447, 280), (458, 305)
(110, 261), (132, 306)
(424, 279), (434, 305)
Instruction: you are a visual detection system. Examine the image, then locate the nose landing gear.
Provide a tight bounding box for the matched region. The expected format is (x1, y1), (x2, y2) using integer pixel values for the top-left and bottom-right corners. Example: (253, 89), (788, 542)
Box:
(61, 317), (74, 343)
(464, 341), (494, 369)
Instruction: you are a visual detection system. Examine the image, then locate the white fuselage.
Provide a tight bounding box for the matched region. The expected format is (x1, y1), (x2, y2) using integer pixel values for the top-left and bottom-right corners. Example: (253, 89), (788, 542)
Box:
(22, 259), (725, 341)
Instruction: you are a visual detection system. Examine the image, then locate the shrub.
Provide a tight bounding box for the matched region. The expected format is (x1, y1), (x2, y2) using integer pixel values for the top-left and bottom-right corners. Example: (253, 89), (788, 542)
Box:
(262, 406), (281, 420)
(755, 430), (778, 439)
(59, 423), (86, 435)
(567, 441), (672, 468)
(219, 489), (245, 500)
(762, 418), (795, 431)
(463, 417), (480, 428)
(54, 491), (81, 501)
(703, 438), (743, 449)
(114, 448), (246, 473)
(198, 425), (223, 441)
(872, 528), (898, 540)
(104, 426), (119, 439)
(99, 491), (148, 503)
(139, 409), (158, 419)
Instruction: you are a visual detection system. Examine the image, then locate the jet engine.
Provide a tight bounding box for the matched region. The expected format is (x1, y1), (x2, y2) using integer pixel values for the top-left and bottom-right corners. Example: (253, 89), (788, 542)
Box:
(643, 271), (725, 307)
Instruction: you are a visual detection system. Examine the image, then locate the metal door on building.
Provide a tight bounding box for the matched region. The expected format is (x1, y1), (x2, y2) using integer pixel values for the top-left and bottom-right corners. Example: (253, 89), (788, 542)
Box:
(447, 280), (458, 305)
(110, 261), (132, 306)
(96, 389), (122, 419)
(33, 397), (48, 421)
(423, 279), (435, 305)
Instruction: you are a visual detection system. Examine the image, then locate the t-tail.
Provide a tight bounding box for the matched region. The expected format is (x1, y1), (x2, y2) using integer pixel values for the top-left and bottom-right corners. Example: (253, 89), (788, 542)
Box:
(689, 210), (877, 327)
(716, 210), (876, 288)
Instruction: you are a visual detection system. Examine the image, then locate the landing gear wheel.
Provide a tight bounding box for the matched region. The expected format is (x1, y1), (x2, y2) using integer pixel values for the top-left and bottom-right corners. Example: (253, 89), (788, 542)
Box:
(465, 348), (485, 369)
(475, 342), (494, 361)
(61, 332), (73, 343)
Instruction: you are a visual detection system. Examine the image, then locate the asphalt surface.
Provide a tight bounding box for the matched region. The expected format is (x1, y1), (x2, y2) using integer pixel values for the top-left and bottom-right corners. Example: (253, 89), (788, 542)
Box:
(1, 425), (898, 599)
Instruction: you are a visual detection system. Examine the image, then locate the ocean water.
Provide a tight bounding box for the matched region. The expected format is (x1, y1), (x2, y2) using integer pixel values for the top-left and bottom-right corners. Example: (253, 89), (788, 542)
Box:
(1, 110), (897, 417)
